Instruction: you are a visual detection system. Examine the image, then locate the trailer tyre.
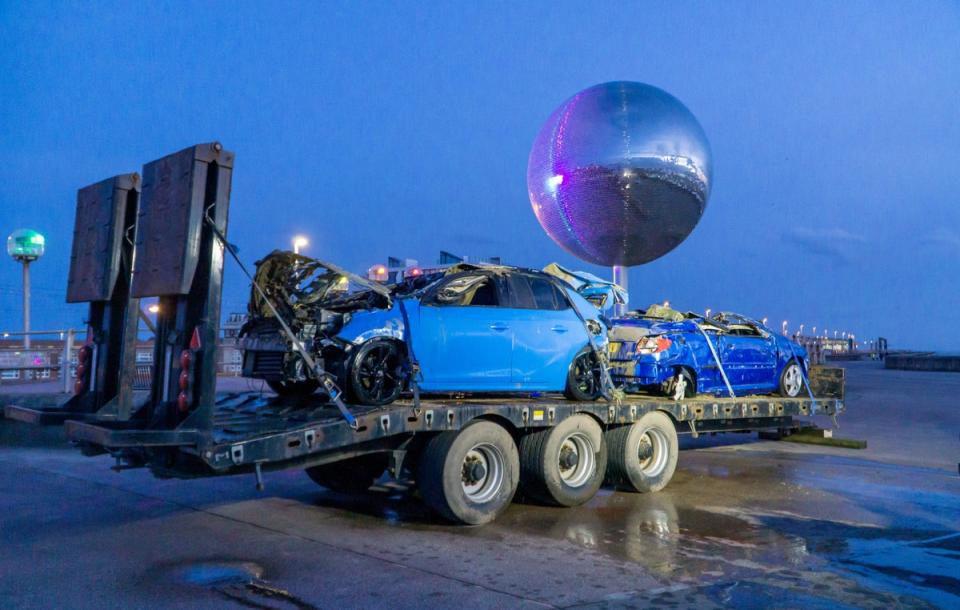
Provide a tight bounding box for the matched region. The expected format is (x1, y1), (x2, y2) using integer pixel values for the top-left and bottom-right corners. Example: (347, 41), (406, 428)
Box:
(520, 413), (607, 507)
(605, 412), (678, 493)
(417, 421), (519, 525)
(306, 453), (387, 494)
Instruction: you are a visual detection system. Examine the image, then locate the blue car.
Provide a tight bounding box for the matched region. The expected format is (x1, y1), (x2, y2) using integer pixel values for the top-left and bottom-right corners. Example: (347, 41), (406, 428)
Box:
(608, 307), (809, 399)
(240, 252), (609, 405)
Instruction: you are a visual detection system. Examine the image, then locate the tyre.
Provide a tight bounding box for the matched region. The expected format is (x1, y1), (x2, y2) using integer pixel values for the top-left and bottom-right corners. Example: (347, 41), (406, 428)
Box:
(416, 421), (519, 525)
(778, 360), (804, 397)
(267, 378), (320, 397)
(661, 369), (696, 401)
(564, 348), (603, 401)
(519, 413), (607, 507)
(305, 453), (387, 494)
(346, 339), (405, 406)
(605, 411), (678, 493)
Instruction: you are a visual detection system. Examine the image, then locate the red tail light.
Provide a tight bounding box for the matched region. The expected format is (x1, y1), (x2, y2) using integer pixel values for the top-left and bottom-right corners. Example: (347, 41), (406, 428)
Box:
(637, 335), (673, 355)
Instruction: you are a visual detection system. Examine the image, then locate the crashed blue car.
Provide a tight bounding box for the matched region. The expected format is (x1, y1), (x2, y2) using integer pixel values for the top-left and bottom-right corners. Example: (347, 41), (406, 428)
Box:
(240, 252), (608, 405)
(608, 306), (809, 399)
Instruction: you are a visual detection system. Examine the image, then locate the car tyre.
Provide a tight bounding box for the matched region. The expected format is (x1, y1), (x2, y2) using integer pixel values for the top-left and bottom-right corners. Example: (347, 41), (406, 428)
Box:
(662, 369), (696, 401)
(306, 453), (388, 494)
(346, 339), (406, 406)
(519, 414), (607, 507)
(564, 348), (603, 401)
(605, 411), (678, 493)
(417, 421), (519, 525)
(778, 360), (805, 398)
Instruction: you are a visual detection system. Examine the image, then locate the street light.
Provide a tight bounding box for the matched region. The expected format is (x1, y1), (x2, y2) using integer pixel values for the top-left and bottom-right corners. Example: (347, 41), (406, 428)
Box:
(705, 308), (711, 318)
(292, 235), (308, 254)
(7, 229), (45, 349)
(148, 304), (160, 314)
(781, 320), (788, 335)
(799, 323), (805, 336)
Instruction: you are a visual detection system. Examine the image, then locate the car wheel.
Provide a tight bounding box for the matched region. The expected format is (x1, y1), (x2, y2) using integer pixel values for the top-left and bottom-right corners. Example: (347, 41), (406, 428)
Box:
(519, 414), (607, 507)
(417, 421), (520, 524)
(778, 360), (804, 397)
(305, 453), (387, 493)
(347, 339), (405, 406)
(662, 369), (695, 401)
(267, 378), (320, 397)
(564, 348), (603, 401)
(605, 411), (679, 493)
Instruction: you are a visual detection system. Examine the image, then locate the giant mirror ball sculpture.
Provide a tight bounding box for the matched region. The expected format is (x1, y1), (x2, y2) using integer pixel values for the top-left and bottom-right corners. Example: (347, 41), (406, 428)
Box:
(527, 81), (712, 267)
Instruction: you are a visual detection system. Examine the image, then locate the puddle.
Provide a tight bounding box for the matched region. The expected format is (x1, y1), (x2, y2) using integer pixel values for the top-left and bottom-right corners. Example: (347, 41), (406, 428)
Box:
(167, 559), (318, 610)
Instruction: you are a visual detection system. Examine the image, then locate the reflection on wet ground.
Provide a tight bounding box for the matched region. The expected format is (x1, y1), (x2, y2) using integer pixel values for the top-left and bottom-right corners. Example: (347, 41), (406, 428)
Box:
(309, 447), (959, 608)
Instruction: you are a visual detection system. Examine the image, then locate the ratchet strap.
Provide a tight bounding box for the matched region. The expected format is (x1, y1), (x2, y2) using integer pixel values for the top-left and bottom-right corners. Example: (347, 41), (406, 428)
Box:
(396, 298), (422, 411)
(693, 322), (736, 399)
(205, 212), (359, 429)
(565, 292), (617, 402)
(785, 341), (819, 413)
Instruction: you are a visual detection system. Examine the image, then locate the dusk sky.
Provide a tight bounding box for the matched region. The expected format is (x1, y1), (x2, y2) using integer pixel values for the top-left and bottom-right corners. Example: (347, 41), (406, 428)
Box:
(1, 1), (958, 350)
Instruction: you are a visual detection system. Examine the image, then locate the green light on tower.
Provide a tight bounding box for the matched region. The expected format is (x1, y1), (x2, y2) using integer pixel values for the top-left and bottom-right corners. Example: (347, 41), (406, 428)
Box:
(7, 229), (45, 349)
(7, 228), (45, 261)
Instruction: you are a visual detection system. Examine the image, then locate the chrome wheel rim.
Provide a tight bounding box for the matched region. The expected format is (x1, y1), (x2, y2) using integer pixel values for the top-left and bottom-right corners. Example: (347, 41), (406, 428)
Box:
(558, 432), (596, 488)
(671, 374), (686, 401)
(637, 428), (669, 477)
(461, 443), (504, 503)
(784, 364), (802, 396)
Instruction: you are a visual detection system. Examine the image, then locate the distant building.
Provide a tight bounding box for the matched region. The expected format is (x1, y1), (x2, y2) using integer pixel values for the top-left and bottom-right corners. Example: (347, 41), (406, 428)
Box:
(218, 312), (248, 375)
(367, 251), (503, 282)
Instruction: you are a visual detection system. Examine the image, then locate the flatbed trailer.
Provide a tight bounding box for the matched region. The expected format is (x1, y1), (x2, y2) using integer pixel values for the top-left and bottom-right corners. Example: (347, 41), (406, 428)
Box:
(4, 142), (846, 524)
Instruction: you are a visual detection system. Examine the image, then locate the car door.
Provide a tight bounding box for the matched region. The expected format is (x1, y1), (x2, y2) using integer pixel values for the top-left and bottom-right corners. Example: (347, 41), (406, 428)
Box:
(507, 274), (584, 389)
(717, 318), (777, 389)
(414, 272), (513, 391)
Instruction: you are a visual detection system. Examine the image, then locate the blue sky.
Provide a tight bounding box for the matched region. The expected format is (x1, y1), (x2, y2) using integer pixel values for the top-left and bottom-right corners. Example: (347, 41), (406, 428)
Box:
(1, 1), (958, 350)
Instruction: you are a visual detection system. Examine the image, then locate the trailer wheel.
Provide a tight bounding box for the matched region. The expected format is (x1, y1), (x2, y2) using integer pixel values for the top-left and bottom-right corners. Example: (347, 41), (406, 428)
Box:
(605, 412), (678, 493)
(519, 414), (607, 507)
(417, 421), (519, 525)
(305, 453), (387, 494)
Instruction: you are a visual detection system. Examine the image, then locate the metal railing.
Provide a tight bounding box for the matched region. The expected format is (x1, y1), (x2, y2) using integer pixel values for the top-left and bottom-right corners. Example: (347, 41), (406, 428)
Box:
(0, 329), (77, 393)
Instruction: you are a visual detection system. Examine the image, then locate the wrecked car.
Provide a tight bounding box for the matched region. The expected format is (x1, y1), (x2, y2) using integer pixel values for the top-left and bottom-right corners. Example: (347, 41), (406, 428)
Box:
(607, 306), (809, 399)
(542, 262), (628, 319)
(239, 251), (609, 406)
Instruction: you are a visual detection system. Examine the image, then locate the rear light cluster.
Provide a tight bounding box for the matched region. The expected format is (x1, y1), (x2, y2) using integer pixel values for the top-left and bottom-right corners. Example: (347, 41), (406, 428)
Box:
(637, 336), (672, 355)
(177, 349), (191, 412)
(74, 345), (93, 395)
(177, 327), (202, 413)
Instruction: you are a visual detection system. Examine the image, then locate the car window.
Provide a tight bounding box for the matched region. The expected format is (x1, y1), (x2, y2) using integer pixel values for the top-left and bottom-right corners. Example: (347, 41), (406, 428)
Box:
(508, 276), (537, 309)
(528, 277), (569, 311)
(427, 273), (499, 307)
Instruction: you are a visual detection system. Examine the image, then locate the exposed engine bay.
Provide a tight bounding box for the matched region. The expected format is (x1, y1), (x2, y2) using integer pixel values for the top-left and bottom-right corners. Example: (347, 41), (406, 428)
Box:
(239, 251), (403, 396)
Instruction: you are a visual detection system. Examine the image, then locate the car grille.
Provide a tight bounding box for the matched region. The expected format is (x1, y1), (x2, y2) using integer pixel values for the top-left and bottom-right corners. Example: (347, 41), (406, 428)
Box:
(251, 351), (284, 376)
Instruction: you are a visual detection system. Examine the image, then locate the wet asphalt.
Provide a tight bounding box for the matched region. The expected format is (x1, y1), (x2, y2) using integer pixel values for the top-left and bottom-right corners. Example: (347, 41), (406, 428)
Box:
(0, 361), (957, 609)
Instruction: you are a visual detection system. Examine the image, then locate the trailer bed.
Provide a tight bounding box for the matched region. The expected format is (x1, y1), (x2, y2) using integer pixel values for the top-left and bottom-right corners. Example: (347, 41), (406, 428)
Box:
(62, 386), (843, 479)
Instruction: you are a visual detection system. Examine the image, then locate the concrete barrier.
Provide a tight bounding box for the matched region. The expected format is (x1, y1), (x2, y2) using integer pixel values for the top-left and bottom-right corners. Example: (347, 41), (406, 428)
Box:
(885, 353), (960, 372)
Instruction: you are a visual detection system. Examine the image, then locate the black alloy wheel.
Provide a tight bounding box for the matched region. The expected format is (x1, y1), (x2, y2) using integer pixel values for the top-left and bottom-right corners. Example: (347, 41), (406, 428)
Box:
(348, 339), (406, 406)
(564, 348), (603, 401)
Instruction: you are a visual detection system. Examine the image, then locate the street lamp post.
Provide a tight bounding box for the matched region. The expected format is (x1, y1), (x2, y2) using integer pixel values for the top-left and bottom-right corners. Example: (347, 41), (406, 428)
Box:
(7, 229), (45, 349)
(292, 235), (308, 255)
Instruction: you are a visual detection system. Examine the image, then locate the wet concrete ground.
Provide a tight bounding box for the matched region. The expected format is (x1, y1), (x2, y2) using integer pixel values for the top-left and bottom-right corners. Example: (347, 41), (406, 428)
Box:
(1, 362), (958, 608)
